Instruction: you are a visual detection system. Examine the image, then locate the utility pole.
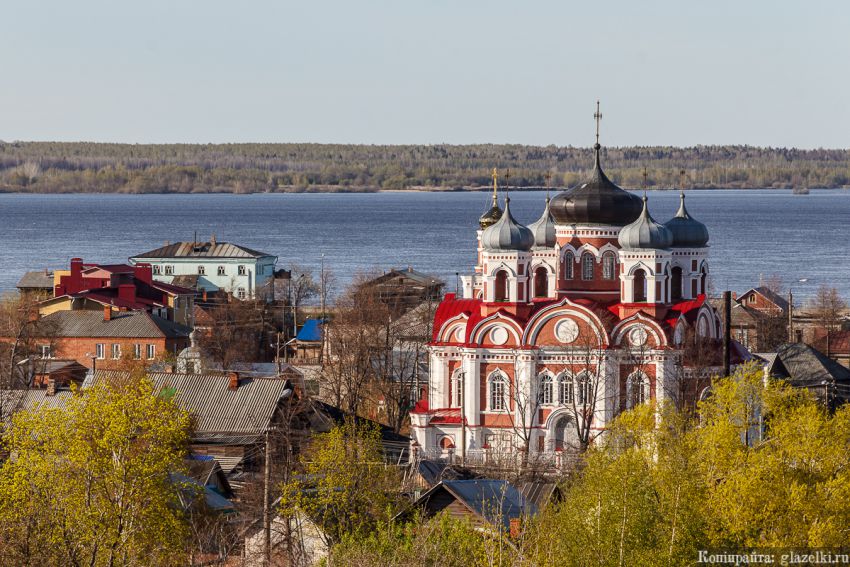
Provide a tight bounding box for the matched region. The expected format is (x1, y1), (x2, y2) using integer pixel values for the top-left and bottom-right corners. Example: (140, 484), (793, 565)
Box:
(275, 332), (281, 373)
(788, 290), (794, 342)
(263, 429), (272, 566)
(722, 291), (732, 377)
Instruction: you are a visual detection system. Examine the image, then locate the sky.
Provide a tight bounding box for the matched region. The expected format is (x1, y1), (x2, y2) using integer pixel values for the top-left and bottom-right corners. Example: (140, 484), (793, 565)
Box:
(2, 0), (848, 148)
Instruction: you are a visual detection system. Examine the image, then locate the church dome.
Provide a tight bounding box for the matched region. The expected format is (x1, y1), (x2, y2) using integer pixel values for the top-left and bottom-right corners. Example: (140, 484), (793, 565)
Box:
(481, 197), (534, 252)
(664, 192), (709, 248)
(527, 197), (556, 249)
(550, 144), (643, 226)
(618, 195), (673, 250)
(479, 193), (503, 230)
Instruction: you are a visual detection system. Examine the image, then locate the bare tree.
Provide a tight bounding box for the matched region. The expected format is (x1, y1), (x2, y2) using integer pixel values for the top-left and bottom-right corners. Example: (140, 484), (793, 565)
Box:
(808, 284), (847, 333)
(557, 333), (607, 453)
(197, 299), (265, 369)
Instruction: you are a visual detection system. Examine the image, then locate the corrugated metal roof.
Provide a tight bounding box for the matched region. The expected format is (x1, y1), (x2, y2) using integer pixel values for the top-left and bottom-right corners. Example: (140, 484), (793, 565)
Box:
(17, 271), (54, 289)
(132, 241), (274, 260)
(443, 480), (536, 531)
(91, 370), (289, 436)
(1, 389), (76, 424)
(43, 310), (191, 339)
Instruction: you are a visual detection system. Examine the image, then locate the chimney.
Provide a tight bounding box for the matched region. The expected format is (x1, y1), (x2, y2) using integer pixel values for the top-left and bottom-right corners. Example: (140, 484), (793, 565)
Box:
(210, 233), (217, 247)
(118, 284), (136, 303)
(509, 517), (522, 539)
(103, 305), (112, 321)
(46, 377), (56, 397)
(202, 289), (208, 302)
(228, 371), (240, 391)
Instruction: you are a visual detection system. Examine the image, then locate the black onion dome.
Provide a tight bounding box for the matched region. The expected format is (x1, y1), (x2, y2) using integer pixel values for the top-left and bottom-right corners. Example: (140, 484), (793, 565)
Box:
(550, 144), (643, 226)
(618, 195), (673, 250)
(481, 198), (534, 252)
(479, 192), (503, 230)
(664, 192), (709, 248)
(528, 197), (556, 249)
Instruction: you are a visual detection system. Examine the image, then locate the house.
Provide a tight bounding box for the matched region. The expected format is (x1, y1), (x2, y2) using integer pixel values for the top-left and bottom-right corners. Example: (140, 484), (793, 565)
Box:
(129, 236), (277, 300)
(39, 258), (195, 326)
(359, 267), (444, 314)
(759, 342), (850, 409)
(398, 479), (537, 537)
(16, 269), (54, 301)
(812, 329), (850, 368)
(28, 359), (89, 389)
(737, 286), (789, 313)
(37, 309), (191, 370)
(292, 318), (324, 364)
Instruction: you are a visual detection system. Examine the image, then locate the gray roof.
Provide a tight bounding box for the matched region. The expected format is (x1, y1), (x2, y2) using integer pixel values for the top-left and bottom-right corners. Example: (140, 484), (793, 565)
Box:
(481, 198), (534, 252)
(412, 480), (537, 532)
(527, 198), (556, 249)
(764, 342), (850, 390)
(131, 241), (273, 260)
(618, 195), (674, 251)
(664, 192), (709, 248)
(89, 370), (292, 440)
(42, 310), (191, 339)
(0, 388), (76, 424)
(17, 271), (54, 290)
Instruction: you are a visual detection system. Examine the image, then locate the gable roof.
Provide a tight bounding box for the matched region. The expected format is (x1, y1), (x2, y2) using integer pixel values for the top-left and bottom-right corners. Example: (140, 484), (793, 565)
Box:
(365, 268), (445, 288)
(17, 270), (54, 290)
(741, 286), (789, 311)
(89, 370), (292, 441)
(764, 342), (850, 390)
(296, 319), (324, 342)
(132, 241), (273, 260)
(42, 310), (191, 339)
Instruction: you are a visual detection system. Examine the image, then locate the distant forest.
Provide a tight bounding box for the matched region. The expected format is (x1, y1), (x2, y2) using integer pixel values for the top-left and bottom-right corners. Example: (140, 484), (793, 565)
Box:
(1, 141), (849, 194)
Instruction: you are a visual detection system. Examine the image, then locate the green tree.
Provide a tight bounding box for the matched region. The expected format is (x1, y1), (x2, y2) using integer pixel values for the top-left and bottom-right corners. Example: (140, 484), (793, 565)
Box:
(0, 373), (193, 566)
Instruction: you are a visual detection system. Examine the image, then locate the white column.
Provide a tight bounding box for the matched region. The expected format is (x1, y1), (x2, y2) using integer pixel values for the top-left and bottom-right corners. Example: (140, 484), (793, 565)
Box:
(515, 354), (536, 429)
(429, 352), (446, 409)
(462, 354), (480, 428)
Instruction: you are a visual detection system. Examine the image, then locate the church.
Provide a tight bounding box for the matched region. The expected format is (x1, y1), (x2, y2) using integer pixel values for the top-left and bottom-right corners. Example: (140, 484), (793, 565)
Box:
(410, 111), (725, 461)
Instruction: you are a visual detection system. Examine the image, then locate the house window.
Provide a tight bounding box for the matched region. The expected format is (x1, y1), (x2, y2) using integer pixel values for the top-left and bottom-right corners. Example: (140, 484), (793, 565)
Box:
(111, 344), (121, 359)
(538, 374), (553, 405)
(39, 345), (52, 358)
(563, 252), (574, 279)
(198, 265), (205, 275)
(558, 373), (574, 404)
(489, 373), (508, 411)
(576, 372), (593, 406)
(602, 252), (616, 280)
(237, 287), (247, 300)
(217, 266), (226, 276)
(238, 265), (247, 276)
(133, 343), (142, 360)
(451, 371), (464, 408)
(95, 343), (105, 359)
(153, 265), (161, 275)
(164, 265), (174, 275)
(146, 344), (156, 359)
(626, 372), (648, 409)
(581, 253), (594, 280)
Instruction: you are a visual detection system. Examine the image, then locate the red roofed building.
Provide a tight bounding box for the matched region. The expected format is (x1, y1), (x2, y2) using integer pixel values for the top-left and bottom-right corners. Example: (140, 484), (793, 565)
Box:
(38, 258), (196, 327)
(411, 125), (735, 462)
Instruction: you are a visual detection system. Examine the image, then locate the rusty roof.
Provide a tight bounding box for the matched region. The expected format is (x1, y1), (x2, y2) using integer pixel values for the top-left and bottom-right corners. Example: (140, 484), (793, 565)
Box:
(132, 241), (274, 260)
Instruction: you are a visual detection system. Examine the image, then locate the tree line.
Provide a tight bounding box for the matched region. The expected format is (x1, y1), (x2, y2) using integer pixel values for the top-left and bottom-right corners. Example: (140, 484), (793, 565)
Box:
(2, 141), (849, 193)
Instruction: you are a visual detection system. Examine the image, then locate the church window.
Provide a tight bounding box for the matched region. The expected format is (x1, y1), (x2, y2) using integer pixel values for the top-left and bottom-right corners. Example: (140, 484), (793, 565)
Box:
(489, 373), (508, 411)
(538, 374), (553, 405)
(602, 252), (616, 280)
(534, 267), (548, 298)
(558, 373), (574, 404)
(581, 253), (594, 280)
(671, 266), (683, 301)
(633, 269), (647, 302)
(563, 252), (574, 279)
(553, 416), (571, 451)
(700, 266), (708, 295)
(451, 370), (464, 408)
(626, 371), (648, 409)
(576, 372), (593, 406)
(494, 270), (508, 302)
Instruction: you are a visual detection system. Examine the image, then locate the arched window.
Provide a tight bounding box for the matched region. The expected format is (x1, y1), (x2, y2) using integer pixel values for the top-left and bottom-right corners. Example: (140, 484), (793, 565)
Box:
(553, 416), (571, 451)
(700, 266), (708, 295)
(451, 371), (464, 408)
(581, 253), (595, 280)
(626, 372), (648, 409)
(558, 373), (574, 404)
(563, 252), (574, 279)
(602, 252), (616, 280)
(671, 266), (683, 301)
(534, 267), (548, 298)
(439, 436), (455, 449)
(633, 268), (647, 302)
(538, 374), (553, 405)
(576, 371), (593, 406)
(494, 270), (508, 302)
(489, 373), (508, 411)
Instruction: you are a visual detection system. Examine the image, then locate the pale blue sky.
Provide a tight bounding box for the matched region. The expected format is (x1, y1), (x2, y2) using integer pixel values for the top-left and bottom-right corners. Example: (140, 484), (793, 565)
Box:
(2, 0), (847, 148)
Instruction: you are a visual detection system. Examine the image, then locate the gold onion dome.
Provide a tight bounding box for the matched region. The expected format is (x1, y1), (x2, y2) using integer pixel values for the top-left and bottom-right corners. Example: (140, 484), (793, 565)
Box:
(479, 192), (503, 229)
(618, 195), (673, 250)
(481, 197), (535, 252)
(664, 192), (709, 248)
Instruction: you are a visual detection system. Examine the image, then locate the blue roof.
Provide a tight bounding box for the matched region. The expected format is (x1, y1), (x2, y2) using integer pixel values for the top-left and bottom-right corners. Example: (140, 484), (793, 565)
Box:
(296, 318), (324, 342)
(441, 480), (536, 531)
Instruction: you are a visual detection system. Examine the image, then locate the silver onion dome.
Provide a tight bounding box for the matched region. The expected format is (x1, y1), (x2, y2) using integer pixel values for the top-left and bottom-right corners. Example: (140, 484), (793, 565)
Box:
(618, 195), (674, 250)
(664, 192), (709, 248)
(527, 197), (556, 249)
(481, 197), (535, 252)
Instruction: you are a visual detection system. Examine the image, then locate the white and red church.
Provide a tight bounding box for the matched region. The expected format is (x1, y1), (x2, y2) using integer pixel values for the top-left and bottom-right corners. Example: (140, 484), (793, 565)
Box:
(410, 135), (738, 460)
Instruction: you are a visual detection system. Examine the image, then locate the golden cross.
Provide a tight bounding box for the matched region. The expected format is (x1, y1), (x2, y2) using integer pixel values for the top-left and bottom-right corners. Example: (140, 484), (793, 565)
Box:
(491, 167), (498, 199)
(594, 100), (602, 145)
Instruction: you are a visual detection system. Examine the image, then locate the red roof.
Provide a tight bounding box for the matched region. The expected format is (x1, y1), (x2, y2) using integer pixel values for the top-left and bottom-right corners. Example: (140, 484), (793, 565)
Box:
(428, 408), (462, 424)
